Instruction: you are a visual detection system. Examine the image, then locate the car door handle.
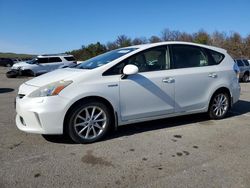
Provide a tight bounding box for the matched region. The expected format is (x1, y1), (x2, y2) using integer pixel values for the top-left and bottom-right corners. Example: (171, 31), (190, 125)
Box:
(208, 73), (217, 78)
(162, 77), (175, 83)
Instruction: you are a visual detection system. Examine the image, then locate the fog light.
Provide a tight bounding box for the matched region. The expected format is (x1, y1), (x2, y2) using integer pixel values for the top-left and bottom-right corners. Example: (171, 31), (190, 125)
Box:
(20, 116), (26, 126)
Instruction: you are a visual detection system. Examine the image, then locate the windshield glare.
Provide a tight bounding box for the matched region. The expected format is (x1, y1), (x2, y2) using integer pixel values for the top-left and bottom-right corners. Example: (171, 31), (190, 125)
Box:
(26, 59), (38, 64)
(76, 48), (137, 69)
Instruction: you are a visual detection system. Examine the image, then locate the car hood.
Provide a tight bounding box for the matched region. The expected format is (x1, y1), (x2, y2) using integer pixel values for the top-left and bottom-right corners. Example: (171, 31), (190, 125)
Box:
(12, 61), (29, 68)
(25, 68), (87, 87)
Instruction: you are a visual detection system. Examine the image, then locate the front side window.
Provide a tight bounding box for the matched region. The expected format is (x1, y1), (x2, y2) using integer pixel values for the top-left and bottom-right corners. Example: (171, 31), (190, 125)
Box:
(172, 45), (210, 69)
(104, 46), (170, 75)
(38, 58), (49, 64)
(49, 57), (62, 63)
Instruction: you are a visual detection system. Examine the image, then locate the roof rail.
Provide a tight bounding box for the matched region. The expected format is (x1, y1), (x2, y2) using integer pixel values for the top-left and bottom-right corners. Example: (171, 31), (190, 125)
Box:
(39, 53), (72, 56)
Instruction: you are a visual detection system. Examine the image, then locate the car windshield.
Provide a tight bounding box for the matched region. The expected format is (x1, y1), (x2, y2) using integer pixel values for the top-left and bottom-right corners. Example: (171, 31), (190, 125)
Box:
(76, 48), (138, 69)
(26, 59), (38, 64)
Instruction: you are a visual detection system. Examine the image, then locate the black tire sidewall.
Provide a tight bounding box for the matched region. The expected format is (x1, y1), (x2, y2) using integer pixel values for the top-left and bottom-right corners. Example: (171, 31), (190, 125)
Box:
(208, 92), (229, 120)
(6, 70), (17, 78)
(243, 74), (248, 82)
(67, 101), (112, 144)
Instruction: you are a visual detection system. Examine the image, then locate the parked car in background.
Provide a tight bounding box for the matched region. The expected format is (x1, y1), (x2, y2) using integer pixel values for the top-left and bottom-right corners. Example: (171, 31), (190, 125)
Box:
(235, 59), (250, 82)
(8, 54), (76, 77)
(12, 58), (22, 64)
(0, 58), (15, 67)
(15, 42), (240, 143)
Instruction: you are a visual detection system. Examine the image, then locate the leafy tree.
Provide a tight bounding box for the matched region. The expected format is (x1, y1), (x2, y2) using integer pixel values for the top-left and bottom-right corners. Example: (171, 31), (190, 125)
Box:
(67, 29), (250, 60)
(149, 35), (161, 43)
(132, 37), (148, 45)
(115, 35), (132, 47)
(161, 29), (181, 41)
(193, 30), (211, 44)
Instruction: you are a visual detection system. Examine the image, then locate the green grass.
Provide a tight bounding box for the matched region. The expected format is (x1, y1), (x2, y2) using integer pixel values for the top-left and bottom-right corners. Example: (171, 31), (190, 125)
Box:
(0, 52), (36, 59)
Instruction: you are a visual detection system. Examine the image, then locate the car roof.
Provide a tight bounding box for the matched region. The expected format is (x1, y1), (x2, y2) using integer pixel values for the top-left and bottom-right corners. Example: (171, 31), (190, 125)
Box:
(123, 41), (227, 54)
(37, 53), (73, 58)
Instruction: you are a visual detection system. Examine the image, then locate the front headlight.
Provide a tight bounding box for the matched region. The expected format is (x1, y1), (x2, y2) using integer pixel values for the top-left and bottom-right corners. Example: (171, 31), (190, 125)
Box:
(28, 80), (73, 98)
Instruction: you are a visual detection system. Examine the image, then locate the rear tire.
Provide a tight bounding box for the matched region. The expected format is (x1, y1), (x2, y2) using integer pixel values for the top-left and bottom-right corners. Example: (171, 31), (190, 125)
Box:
(67, 101), (112, 144)
(208, 92), (230, 119)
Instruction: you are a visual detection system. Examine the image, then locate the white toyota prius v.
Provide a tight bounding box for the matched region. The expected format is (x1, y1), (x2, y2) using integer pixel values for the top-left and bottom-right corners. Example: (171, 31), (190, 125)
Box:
(15, 42), (240, 143)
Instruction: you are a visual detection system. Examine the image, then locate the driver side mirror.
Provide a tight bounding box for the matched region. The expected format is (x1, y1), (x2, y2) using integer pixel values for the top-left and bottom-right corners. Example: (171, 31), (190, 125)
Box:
(121, 64), (138, 79)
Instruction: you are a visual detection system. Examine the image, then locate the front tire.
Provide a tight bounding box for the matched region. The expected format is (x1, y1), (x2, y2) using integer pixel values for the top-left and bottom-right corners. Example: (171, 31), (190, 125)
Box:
(6, 70), (18, 78)
(67, 101), (112, 144)
(208, 92), (230, 119)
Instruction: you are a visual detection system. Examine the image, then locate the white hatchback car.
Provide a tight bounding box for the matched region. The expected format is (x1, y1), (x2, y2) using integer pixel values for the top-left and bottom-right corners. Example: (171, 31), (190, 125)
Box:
(11, 54), (76, 76)
(15, 42), (240, 143)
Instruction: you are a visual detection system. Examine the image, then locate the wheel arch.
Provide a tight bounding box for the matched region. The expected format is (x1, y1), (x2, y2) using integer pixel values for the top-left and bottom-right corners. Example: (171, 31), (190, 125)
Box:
(208, 87), (232, 110)
(63, 96), (117, 134)
(244, 71), (249, 75)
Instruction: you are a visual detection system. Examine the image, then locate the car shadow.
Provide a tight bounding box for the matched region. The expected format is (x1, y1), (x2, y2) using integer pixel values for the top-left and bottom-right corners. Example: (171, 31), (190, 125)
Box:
(0, 88), (14, 94)
(227, 99), (250, 117)
(43, 100), (250, 144)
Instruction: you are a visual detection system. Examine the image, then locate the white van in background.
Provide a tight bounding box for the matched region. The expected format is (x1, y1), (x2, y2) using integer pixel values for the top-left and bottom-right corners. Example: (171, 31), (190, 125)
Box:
(10, 54), (76, 77)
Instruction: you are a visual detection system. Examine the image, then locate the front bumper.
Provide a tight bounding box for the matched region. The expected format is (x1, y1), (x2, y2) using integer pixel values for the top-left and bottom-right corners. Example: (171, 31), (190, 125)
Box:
(16, 95), (69, 134)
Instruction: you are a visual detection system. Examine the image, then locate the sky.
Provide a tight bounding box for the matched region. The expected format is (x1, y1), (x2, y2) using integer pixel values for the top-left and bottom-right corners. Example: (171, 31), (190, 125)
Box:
(0, 0), (250, 54)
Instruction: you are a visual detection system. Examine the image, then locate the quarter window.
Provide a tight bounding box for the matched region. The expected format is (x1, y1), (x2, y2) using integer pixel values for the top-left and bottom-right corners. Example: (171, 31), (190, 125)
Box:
(172, 45), (210, 69)
(64, 56), (76, 61)
(236, 60), (244, 67)
(243, 59), (249, 66)
(208, 50), (225, 64)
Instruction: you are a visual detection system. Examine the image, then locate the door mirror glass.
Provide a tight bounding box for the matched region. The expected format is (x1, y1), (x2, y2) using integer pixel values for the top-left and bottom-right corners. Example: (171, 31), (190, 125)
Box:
(123, 64), (138, 75)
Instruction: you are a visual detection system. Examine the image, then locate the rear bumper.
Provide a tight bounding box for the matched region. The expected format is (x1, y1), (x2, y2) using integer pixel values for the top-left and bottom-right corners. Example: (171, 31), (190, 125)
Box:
(231, 79), (241, 105)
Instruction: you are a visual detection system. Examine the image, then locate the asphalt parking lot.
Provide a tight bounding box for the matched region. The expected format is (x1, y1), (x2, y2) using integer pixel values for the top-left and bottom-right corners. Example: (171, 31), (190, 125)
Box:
(0, 67), (250, 188)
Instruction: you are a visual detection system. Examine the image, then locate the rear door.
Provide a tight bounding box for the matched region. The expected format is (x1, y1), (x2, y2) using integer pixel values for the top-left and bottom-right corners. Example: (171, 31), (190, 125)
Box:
(170, 44), (221, 113)
(48, 57), (63, 71)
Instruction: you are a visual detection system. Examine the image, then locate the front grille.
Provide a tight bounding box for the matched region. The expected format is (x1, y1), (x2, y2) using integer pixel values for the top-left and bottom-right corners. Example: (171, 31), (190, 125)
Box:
(18, 94), (25, 99)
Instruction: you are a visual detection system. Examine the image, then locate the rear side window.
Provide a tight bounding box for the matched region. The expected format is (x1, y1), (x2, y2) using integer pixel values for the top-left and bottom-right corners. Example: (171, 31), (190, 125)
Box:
(38, 58), (49, 63)
(236, 60), (244, 67)
(64, 56), (76, 61)
(49, 57), (62, 63)
(171, 45), (211, 69)
(243, 59), (249, 66)
(208, 50), (225, 64)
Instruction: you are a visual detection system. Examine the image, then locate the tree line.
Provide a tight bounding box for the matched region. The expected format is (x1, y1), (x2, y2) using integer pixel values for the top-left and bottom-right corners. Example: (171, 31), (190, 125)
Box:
(67, 29), (250, 61)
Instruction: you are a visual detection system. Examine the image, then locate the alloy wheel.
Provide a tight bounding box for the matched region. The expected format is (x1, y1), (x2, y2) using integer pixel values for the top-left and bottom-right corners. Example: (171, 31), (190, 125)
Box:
(212, 93), (229, 117)
(73, 106), (107, 140)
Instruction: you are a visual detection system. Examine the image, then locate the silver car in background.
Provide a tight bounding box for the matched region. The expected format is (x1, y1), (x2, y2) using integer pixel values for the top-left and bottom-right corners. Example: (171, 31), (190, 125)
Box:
(235, 59), (250, 82)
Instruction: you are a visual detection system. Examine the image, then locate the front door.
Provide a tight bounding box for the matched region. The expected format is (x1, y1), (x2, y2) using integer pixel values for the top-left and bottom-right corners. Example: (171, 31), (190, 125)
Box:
(119, 46), (175, 121)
